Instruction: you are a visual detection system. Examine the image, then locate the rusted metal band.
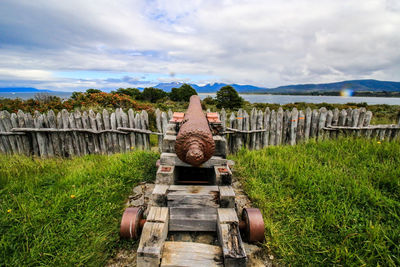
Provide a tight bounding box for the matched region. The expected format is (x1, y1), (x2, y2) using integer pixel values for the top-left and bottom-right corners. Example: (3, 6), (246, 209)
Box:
(175, 95), (215, 166)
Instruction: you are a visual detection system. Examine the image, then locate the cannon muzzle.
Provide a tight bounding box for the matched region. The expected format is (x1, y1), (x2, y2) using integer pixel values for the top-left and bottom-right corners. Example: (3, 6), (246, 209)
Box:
(175, 95), (215, 166)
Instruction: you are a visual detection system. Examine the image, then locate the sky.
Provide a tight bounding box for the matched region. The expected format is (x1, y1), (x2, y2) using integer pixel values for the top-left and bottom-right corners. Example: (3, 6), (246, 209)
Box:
(0, 0), (399, 91)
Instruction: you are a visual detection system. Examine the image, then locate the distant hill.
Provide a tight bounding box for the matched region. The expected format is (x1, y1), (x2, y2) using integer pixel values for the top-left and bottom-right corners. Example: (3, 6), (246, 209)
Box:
(268, 79), (400, 93)
(0, 87), (53, 93)
(152, 82), (266, 93)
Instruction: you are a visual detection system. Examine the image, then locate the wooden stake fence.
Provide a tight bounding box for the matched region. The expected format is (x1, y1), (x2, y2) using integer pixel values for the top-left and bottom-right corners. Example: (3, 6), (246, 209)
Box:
(0, 107), (399, 157)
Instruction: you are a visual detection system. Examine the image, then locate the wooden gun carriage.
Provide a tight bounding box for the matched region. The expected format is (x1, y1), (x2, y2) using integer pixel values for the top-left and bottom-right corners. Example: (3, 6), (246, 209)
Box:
(119, 95), (265, 266)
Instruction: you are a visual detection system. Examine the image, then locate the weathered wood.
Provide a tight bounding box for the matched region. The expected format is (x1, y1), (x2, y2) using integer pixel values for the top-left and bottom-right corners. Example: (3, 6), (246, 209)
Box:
(82, 111), (93, 154)
(297, 110), (305, 143)
(73, 111), (87, 155)
(120, 110), (131, 151)
(110, 112), (122, 152)
(103, 109), (113, 153)
(255, 110), (263, 150)
(152, 184), (169, 206)
(34, 112), (47, 157)
(290, 108), (298, 145)
(10, 113), (23, 154)
(269, 110), (276, 146)
(346, 108), (353, 127)
(0, 112), (12, 154)
(219, 186), (235, 208)
(69, 113), (80, 156)
(41, 113), (54, 157)
(276, 107), (283, 145)
(250, 108), (256, 149)
(283, 109), (291, 144)
(229, 112), (236, 153)
(304, 107), (312, 141)
(128, 109), (136, 151)
(217, 208), (247, 267)
(169, 207), (217, 231)
(114, 109), (125, 152)
(235, 109), (243, 150)
(220, 108), (227, 131)
(167, 185), (220, 208)
(263, 108), (270, 148)
(318, 107), (327, 141)
(310, 109), (319, 138)
(141, 110), (150, 149)
(96, 112), (107, 154)
(135, 113), (143, 150)
(56, 112), (65, 157)
(161, 242), (223, 267)
(243, 110), (249, 148)
(2, 111), (19, 154)
(46, 110), (60, 156)
(325, 110), (333, 140)
(137, 221), (169, 267)
(364, 111), (373, 138)
(17, 110), (30, 155)
(147, 207), (169, 223)
(156, 109), (162, 151)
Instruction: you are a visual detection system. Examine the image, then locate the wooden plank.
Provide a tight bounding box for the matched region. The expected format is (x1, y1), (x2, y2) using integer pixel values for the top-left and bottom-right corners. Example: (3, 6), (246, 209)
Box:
(103, 109), (113, 153)
(121, 110), (131, 151)
(219, 186), (235, 208)
(42, 113), (54, 157)
(364, 111), (373, 138)
(269, 110), (276, 146)
(10, 113), (24, 154)
(161, 241), (223, 267)
(276, 107), (283, 145)
(62, 110), (75, 156)
(115, 108), (126, 152)
(310, 109), (319, 138)
(243, 110), (249, 148)
(317, 107), (327, 141)
(169, 207), (217, 231)
(220, 108), (227, 131)
(235, 109), (243, 150)
(73, 110), (87, 155)
(290, 108), (298, 145)
(156, 109), (162, 151)
(69, 113), (80, 156)
(56, 112), (65, 157)
(110, 112), (122, 152)
(304, 107), (312, 141)
(217, 208), (247, 267)
(325, 110), (333, 140)
(250, 108), (256, 149)
(283, 109), (292, 144)
(141, 110), (150, 150)
(47, 110), (61, 156)
(297, 110), (305, 143)
(263, 108), (270, 148)
(34, 112), (47, 157)
(229, 112), (236, 153)
(96, 112), (107, 154)
(167, 185), (220, 208)
(128, 109), (136, 150)
(82, 111), (94, 154)
(2, 111), (19, 154)
(147, 207), (169, 223)
(256, 109), (263, 150)
(135, 113), (143, 150)
(351, 108), (360, 128)
(0, 111), (12, 154)
(137, 221), (169, 267)
(17, 110), (30, 155)
(346, 108), (353, 127)
(152, 184), (169, 206)
(88, 110), (100, 154)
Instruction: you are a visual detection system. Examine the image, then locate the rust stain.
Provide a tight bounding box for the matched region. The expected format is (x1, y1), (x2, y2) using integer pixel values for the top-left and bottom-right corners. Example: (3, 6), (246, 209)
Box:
(161, 166), (171, 172)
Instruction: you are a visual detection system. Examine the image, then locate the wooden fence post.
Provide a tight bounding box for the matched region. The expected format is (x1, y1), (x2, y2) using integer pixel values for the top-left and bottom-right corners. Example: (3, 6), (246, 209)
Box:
(263, 108), (270, 148)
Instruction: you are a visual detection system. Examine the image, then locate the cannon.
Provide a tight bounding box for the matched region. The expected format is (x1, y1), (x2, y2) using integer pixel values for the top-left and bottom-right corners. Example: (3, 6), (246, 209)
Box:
(120, 95), (265, 266)
(175, 95), (215, 166)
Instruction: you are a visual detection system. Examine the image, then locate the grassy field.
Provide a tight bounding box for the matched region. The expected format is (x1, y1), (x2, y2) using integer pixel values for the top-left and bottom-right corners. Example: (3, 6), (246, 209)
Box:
(0, 151), (158, 266)
(231, 138), (400, 266)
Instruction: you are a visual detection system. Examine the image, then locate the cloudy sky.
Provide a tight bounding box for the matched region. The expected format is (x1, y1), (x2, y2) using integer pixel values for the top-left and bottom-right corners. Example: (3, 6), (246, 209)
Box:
(0, 0), (399, 91)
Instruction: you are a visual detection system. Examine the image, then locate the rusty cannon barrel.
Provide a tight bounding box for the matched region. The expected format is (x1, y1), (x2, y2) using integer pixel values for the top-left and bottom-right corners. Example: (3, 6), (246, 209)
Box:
(175, 95), (215, 166)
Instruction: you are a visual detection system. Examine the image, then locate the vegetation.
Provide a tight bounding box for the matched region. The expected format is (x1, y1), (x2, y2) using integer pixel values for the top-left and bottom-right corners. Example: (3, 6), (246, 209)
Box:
(215, 85), (244, 109)
(0, 151), (159, 266)
(170, 84), (198, 102)
(231, 138), (400, 266)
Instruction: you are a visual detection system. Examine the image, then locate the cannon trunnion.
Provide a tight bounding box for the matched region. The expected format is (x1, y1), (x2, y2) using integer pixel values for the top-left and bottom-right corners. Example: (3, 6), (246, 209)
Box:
(120, 96), (265, 266)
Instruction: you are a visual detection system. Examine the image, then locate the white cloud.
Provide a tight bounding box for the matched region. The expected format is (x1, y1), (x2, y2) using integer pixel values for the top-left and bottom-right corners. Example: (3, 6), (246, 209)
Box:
(0, 0), (399, 90)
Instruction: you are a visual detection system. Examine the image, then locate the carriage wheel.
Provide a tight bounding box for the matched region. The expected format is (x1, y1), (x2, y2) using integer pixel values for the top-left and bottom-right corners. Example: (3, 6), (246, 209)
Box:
(120, 207), (144, 239)
(242, 208), (265, 242)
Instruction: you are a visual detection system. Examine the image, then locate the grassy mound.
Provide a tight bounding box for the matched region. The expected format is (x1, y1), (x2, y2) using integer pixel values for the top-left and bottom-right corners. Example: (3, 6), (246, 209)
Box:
(231, 138), (400, 266)
(0, 151), (158, 266)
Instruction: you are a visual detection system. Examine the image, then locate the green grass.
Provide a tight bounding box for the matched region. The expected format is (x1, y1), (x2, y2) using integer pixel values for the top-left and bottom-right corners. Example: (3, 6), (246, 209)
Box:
(0, 151), (159, 266)
(231, 138), (400, 266)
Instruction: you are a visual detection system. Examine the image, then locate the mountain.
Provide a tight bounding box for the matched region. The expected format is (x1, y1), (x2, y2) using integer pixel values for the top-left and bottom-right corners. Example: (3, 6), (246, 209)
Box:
(152, 82), (266, 93)
(268, 79), (400, 93)
(0, 87), (53, 93)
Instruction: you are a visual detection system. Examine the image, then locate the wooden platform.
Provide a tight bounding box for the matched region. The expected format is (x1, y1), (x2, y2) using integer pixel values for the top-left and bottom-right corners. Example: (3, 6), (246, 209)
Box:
(161, 241), (224, 267)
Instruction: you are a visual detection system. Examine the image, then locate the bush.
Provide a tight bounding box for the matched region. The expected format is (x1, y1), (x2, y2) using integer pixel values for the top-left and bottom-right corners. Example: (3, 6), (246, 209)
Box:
(140, 87), (168, 103)
(169, 84), (197, 102)
(112, 88), (141, 99)
(215, 85), (244, 109)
